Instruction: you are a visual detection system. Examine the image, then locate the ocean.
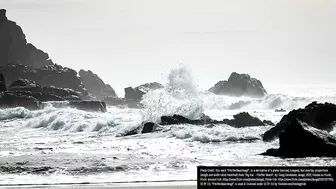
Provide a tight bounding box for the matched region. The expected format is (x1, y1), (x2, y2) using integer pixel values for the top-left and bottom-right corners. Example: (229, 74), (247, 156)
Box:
(1, 67), (336, 185)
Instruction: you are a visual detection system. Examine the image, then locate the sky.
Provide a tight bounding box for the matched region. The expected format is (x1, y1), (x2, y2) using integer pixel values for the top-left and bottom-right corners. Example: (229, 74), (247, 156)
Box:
(1, 0), (336, 96)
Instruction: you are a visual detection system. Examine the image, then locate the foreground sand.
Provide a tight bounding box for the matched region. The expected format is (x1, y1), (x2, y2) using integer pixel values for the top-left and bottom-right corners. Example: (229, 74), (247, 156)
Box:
(2, 181), (197, 189)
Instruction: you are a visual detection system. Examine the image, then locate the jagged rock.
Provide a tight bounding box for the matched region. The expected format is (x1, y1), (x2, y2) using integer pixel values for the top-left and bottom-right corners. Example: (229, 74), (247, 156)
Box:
(10, 91), (64, 102)
(263, 101), (336, 142)
(68, 100), (107, 112)
(79, 69), (117, 100)
(209, 72), (267, 97)
(0, 64), (89, 99)
(160, 114), (219, 125)
(124, 82), (163, 101)
(222, 112), (274, 127)
(275, 108), (286, 112)
(0, 73), (7, 92)
(261, 119), (336, 158)
(0, 9), (53, 68)
(0, 91), (41, 110)
(123, 122), (161, 136)
(7, 78), (81, 102)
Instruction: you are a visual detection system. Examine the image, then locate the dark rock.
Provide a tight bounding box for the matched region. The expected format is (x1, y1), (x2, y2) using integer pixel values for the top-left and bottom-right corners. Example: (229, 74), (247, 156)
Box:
(123, 122), (161, 136)
(261, 119), (336, 158)
(0, 9), (7, 21)
(275, 108), (286, 112)
(63, 95), (81, 101)
(142, 122), (157, 134)
(0, 64), (89, 99)
(160, 114), (218, 125)
(263, 101), (336, 142)
(262, 120), (275, 126)
(0, 73), (7, 92)
(124, 87), (144, 101)
(10, 90), (64, 102)
(222, 112), (274, 127)
(79, 69), (117, 100)
(0, 9), (53, 68)
(68, 100), (107, 112)
(124, 82), (163, 101)
(7, 78), (81, 101)
(209, 72), (267, 97)
(0, 91), (41, 110)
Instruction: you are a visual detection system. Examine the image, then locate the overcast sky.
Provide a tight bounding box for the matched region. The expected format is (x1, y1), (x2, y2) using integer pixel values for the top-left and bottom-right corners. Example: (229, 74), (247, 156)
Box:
(2, 0), (336, 96)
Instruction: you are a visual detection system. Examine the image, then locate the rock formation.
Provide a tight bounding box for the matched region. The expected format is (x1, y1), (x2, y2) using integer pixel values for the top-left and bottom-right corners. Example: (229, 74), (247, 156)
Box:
(263, 101), (336, 142)
(222, 112), (274, 127)
(261, 119), (336, 158)
(209, 72), (267, 97)
(79, 69), (117, 100)
(124, 82), (163, 101)
(0, 9), (53, 68)
(0, 73), (7, 92)
(8, 79), (81, 101)
(0, 64), (89, 99)
(159, 113), (273, 127)
(0, 92), (41, 110)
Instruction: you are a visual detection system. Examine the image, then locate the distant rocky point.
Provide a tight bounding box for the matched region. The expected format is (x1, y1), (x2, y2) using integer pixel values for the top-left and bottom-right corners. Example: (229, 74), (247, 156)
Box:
(104, 82), (164, 108)
(209, 72), (267, 98)
(79, 69), (117, 100)
(124, 82), (163, 101)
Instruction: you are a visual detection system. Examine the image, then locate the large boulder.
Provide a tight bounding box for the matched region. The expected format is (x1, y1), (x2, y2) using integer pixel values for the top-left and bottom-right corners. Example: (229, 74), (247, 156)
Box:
(79, 69), (117, 100)
(123, 122), (161, 136)
(0, 73), (7, 92)
(222, 112), (274, 128)
(0, 9), (53, 68)
(209, 72), (267, 97)
(0, 64), (89, 99)
(263, 101), (336, 141)
(124, 82), (163, 101)
(0, 91), (41, 110)
(8, 79), (81, 101)
(68, 100), (107, 112)
(261, 119), (336, 158)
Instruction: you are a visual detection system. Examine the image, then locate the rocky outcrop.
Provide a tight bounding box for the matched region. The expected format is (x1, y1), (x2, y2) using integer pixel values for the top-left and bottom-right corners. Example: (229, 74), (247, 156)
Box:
(222, 112), (274, 127)
(160, 114), (217, 126)
(159, 113), (273, 127)
(124, 82), (163, 101)
(0, 64), (89, 99)
(79, 69), (117, 100)
(123, 122), (161, 136)
(261, 119), (336, 158)
(0, 9), (53, 68)
(0, 91), (41, 110)
(263, 101), (336, 142)
(275, 108), (286, 112)
(209, 72), (267, 97)
(68, 100), (107, 113)
(0, 73), (6, 92)
(7, 79), (81, 102)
